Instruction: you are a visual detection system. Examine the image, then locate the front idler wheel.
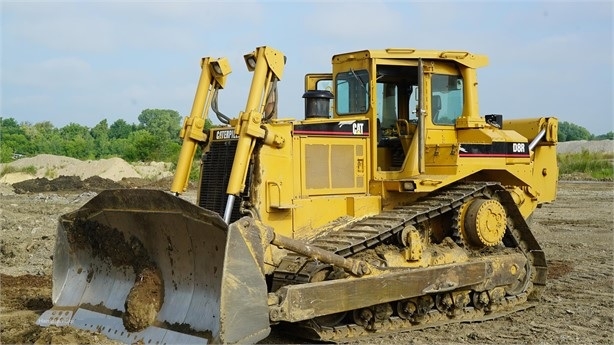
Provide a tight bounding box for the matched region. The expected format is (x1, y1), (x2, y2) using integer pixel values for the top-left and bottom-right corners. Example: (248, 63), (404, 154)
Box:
(505, 261), (532, 296)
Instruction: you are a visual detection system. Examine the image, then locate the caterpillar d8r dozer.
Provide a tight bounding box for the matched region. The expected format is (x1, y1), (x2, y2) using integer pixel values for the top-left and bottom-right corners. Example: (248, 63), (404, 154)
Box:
(38, 46), (559, 344)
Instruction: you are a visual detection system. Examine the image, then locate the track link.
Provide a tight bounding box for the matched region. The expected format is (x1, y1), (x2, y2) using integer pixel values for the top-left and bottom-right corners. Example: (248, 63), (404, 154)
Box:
(272, 181), (545, 341)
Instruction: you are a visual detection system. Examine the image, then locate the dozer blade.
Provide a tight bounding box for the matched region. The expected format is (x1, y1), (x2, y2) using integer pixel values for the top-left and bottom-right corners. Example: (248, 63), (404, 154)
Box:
(37, 189), (271, 344)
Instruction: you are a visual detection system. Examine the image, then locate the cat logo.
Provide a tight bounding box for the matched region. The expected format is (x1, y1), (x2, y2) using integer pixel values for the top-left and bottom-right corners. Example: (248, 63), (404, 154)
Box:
(215, 130), (238, 140)
(352, 122), (364, 135)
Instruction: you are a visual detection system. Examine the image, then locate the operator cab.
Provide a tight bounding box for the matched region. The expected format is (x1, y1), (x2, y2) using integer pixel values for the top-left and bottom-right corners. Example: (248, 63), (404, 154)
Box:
(304, 48), (488, 181)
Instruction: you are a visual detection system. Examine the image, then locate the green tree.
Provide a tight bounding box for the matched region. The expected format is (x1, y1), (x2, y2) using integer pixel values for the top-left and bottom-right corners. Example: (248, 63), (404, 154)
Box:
(60, 122), (90, 139)
(62, 136), (95, 160)
(123, 129), (159, 162)
(2, 109), (188, 163)
(109, 119), (135, 139)
(0, 117), (29, 162)
(204, 118), (213, 131)
(137, 109), (182, 142)
(558, 121), (592, 142)
(1, 117), (23, 136)
(91, 119), (110, 158)
(594, 131), (614, 140)
(59, 123), (95, 159)
(108, 138), (132, 160)
(25, 121), (62, 155)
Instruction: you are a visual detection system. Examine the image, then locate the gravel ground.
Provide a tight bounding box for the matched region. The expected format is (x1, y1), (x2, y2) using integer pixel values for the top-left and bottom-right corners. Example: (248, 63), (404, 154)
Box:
(1, 181), (612, 344)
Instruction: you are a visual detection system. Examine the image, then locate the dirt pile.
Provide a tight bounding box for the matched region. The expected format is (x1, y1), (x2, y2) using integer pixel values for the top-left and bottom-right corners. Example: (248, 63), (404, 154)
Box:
(1, 153), (180, 193)
(0, 154), (174, 185)
(11, 176), (123, 194)
(557, 139), (613, 154)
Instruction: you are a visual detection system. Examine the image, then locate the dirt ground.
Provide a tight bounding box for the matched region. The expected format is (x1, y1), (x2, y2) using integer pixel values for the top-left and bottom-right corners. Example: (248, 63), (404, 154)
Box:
(1, 179), (612, 344)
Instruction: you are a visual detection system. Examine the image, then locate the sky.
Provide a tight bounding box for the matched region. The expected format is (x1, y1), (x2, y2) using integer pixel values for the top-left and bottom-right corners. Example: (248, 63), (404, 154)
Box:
(1, 0), (613, 135)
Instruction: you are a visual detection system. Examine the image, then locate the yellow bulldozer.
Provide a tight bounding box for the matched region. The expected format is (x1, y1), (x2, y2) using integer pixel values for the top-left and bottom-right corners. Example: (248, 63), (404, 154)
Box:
(38, 46), (558, 344)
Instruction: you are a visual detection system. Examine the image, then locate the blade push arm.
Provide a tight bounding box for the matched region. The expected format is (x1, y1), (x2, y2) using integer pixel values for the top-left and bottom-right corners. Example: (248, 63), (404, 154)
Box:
(223, 46), (286, 223)
(171, 57), (231, 194)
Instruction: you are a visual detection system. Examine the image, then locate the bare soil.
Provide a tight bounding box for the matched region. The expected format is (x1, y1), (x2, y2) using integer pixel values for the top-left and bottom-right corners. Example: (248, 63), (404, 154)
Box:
(0, 180), (612, 344)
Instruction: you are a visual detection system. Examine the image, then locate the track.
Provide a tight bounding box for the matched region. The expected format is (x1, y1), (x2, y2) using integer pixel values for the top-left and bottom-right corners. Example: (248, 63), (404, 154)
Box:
(272, 181), (546, 342)
(293, 294), (533, 342)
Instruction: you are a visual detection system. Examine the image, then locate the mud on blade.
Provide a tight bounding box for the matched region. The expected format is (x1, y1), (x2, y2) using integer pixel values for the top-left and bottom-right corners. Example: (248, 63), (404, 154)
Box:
(37, 189), (270, 344)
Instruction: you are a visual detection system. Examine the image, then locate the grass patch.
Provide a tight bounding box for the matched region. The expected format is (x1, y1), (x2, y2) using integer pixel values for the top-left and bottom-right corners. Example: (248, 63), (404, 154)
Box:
(558, 150), (614, 181)
(189, 159), (202, 182)
(0, 165), (38, 177)
(44, 168), (57, 179)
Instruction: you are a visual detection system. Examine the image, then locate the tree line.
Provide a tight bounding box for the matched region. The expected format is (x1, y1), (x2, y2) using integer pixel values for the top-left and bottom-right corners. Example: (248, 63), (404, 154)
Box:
(0, 111), (612, 164)
(558, 121), (613, 142)
(0, 109), (196, 163)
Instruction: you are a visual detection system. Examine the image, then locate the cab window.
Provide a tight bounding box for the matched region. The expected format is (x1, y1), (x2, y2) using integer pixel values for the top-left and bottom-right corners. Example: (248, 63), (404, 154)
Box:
(336, 69), (369, 115)
(431, 74), (463, 125)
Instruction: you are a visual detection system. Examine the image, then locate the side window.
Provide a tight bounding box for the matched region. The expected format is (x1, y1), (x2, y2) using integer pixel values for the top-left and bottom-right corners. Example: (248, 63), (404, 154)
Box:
(316, 79), (333, 92)
(336, 70), (369, 115)
(316, 80), (334, 115)
(431, 74), (463, 125)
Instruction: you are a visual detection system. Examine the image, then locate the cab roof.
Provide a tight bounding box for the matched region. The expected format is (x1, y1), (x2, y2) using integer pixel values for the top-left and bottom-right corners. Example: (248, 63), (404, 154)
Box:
(332, 48), (489, 69)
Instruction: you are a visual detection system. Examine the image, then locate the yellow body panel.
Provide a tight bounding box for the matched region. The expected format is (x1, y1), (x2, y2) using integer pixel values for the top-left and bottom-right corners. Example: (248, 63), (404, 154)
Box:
(254, 119), (380, 240)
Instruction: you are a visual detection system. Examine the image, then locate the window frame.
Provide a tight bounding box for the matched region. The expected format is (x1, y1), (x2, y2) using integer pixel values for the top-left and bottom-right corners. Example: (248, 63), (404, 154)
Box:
(430, 73), (464, 126)
(335, 69), (371, 116)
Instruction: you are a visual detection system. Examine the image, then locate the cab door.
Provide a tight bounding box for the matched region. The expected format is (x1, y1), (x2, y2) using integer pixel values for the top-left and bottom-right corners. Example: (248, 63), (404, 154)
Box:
(424, 64), (464, 174)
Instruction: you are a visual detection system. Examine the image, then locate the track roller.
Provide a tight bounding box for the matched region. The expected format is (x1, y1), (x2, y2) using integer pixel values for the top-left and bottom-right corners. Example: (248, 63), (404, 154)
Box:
(397, 295), (434, 323)
(435, 290), (470, 316)
(352, 303), (393, 331)
(472, 291), (490, 310)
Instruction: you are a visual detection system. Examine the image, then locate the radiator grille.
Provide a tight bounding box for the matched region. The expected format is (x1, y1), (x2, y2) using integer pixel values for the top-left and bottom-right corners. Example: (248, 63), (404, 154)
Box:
(198, 140), (243, 223)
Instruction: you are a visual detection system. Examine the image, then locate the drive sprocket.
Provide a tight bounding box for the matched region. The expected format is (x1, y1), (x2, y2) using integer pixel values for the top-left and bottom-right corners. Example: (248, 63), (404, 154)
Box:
(456, 198), (507, 248)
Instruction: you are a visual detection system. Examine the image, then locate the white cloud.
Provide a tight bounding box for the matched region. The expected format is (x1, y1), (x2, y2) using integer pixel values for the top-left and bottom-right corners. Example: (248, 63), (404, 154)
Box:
(5, 57), (94, 88)
(3, 1), (266, 55)
(4, 93), (52, 108)
(307, 1), (406, 43)
(4, 2), (117, 53)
